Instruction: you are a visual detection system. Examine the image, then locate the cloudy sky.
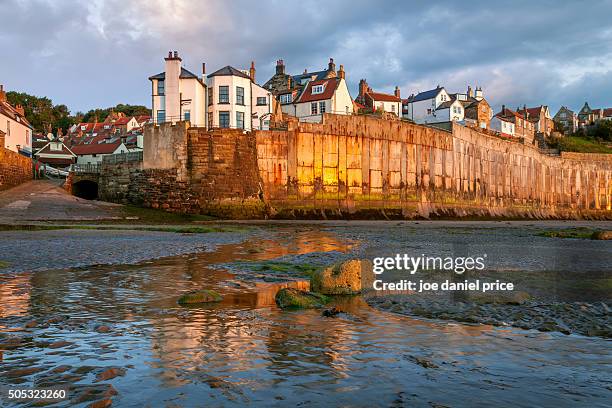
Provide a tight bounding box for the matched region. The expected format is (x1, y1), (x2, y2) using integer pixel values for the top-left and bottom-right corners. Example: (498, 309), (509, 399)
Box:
(2, 0), (611, 114)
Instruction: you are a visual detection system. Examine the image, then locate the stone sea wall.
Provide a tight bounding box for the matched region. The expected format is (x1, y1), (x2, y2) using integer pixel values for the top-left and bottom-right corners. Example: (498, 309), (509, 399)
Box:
(0, 134), (32, 191)
(97, 116), (612, 219)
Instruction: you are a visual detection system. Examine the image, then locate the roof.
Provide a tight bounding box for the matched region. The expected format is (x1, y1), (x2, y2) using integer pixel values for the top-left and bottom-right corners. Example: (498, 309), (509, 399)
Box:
(407, 87), (444, 103)
(366, 92), (401, 103)
(295, 78), (341, 103)
(292, 70), (329, 84)
(207, 65), (251, 79)
(603, 108), (612, 117)
(35, 141), (76, 157)
(517, 106), (544, 120)
(0, 100), (33, 129)
(495, 107), (521, 121)
(71, 140), (124, 155)
(149, 67), (205, 86)
(112, 117), (132, 125)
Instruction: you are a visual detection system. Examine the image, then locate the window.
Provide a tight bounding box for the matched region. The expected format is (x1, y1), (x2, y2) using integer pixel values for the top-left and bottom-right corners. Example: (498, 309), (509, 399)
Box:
(280, 93), (292, 104)
(208, 114), (213, 129)
(208, 88), (213, 106)
(157, 110), (165, 123)
(391, 104), (396, 113)
(219, 111), (230, 128)
(236, 111), (245, 129)
(312, 85), (324, 94)
(6, 121), (10, 136)
(319, 101), (326, 114)
(257, 97), (267, 106)
(157, 80), (165, 95)
(219, 86), (229, 103)
(311, 102), (318, 115)
(81, 125), (87, 131)
(184, 110), (190, 121)
(427, 108), (432, 115)
(236, 86), (245, 105)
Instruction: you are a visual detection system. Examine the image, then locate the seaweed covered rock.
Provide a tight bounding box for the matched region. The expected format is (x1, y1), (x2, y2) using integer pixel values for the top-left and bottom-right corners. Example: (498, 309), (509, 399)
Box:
(591, 230), (612, 240)
(311, 259), (374, 295)
(275, 288), (328, 309)
(178, 290), (223, 305)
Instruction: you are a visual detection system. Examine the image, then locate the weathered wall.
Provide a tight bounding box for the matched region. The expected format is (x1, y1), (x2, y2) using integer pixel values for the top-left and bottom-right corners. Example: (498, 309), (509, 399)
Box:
(256, 114), (612, 219)
(98, 116), (612, 220)
(0, 133), (32, 191)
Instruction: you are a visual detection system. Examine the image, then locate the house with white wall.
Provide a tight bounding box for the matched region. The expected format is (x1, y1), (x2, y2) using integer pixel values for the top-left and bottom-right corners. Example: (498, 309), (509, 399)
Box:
(355, 79), (402, 116)
(491, 109), (516, 137)
(403, 86), (453, 124)
(206, 63), (273, 130)
(291, 76), (353, 123)
(149, 51), (207, 127)
(0, 85), (33, 156)
(71, 139), (129, 165)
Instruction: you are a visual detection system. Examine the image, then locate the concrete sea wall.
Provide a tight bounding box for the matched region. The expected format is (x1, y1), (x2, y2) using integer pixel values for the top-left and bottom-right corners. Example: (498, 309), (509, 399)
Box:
(98, 115), (612, 219)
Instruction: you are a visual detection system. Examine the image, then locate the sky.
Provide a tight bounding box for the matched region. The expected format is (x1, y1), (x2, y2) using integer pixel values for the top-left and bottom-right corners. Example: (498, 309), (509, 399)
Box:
(1, 0), (611, 114)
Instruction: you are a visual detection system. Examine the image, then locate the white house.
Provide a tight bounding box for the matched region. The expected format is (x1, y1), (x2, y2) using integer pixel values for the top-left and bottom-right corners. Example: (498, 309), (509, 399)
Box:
(34, 139), (76, 168)
(490, 113), (515, 137)
(149, 51), (207, 126)
(403, 86), (485, 125)
(71, 139), (129, 165)
(206, 63), (273, 130)
(290, 77), (353, 123)
(0, 85), (33, 156)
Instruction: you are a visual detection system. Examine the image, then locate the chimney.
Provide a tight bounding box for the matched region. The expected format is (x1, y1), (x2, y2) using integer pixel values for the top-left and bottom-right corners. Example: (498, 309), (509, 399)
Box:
(475, 86), (483, 100)
(523, 104), (528, 119)
(276, 59), (285, 75)
(338, 64), (345, 79)
(249, 61), (256, 83)
(467, 86), (473, 98)
(358, 79), (368, 98)
(501, 104), (506, 115)
(164, 51), (182, 122)
(0, 85), (6, 102)
(303, 68), (308, 74)
(202, 62), (206, 76)
(328, 58), (336, 73)
(394, 86), (400, 98)
(15, 104), (25, 116)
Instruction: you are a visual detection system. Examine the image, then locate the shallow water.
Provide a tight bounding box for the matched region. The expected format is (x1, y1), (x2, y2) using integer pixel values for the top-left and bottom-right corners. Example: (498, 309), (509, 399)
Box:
(0, 226), (611, 407)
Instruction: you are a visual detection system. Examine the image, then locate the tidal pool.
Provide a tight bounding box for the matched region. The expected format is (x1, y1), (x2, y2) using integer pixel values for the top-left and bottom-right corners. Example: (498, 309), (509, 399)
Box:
(0, 224), (610, 407)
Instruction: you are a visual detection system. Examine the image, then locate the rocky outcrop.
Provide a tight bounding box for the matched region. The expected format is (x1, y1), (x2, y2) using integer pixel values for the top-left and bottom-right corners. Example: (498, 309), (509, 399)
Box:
(311, 259), (374, 295)
(275, 288), (328, 309)
(178, 290), (223, 305)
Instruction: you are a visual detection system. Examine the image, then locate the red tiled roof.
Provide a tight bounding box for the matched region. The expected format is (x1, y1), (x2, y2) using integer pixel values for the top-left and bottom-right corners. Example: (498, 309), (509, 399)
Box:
(603, 108), (612, 117)
(71, 140), (123, 155)
(35, 142), (76, 157)
(366, 92), (401, 103)
(113, 117), (131, 125)
(296, 78), (341, 103)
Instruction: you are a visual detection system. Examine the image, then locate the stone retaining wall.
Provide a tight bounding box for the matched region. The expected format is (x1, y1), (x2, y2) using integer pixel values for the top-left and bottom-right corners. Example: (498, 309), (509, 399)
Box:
(0, 134), (32, 191)
(97, 116), (612, 219)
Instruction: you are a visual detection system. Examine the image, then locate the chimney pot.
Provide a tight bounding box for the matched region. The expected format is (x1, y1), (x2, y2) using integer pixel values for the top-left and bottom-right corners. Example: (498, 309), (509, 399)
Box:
(202, 62), (206, 75)
(394, 86), (400, 98)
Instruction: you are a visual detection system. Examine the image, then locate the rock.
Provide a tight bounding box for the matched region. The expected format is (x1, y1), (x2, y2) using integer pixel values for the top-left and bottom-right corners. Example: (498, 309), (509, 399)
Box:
(410, 356), (439, 369)
(178, 290), (223, 305)
(95, 367), (126, 382)
(591, 230), (612, 240)
(311, 259), (374, 295)
(48, 340), (73, 349)
(24, 320), (37, 329)
(471, 291), (532, 305)
(322, 307), (342, 317)
(52, 365), (72, 374)
(275, 288), (328, 309)
(88, 398), (113, 408)
(95, 325), (111, 333)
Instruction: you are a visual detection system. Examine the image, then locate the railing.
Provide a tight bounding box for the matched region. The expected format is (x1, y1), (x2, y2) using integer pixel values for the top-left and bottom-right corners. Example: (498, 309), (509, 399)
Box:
(102, 151), (143, 164)
(69, 163), (100, 174)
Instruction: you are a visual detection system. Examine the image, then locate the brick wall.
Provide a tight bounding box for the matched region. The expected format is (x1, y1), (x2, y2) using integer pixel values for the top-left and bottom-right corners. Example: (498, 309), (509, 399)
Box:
(0, 133), (32, 191)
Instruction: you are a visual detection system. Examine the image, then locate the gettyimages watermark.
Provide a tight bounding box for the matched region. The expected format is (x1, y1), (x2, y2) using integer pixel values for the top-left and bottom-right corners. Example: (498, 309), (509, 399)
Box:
(369, 253), (515, 293)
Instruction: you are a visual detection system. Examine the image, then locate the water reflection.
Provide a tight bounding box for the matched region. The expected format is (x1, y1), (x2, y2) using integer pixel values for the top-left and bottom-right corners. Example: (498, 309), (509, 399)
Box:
(0, 226), (610, 407)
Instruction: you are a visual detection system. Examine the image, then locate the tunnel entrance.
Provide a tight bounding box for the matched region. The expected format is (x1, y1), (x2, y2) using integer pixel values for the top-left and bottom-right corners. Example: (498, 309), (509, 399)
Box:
(72, 180), (99, 200)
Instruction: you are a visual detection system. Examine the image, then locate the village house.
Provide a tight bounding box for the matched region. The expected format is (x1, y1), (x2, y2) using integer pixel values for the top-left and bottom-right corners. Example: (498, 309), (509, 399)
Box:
(355, 79), (402, 116)
(0, 84), (33, 156)
(458, 86), (491, 129)
(517, 105), (554, 136)
(553, 106), (578, 133)
(71, 138), (129, 165)
(263, 58), (353, 122)
(149, 51), (207, 126)
(491, 105), (535, 143)
(577, 102), (603, 128)
(206, 62), (273, 130)
(490, 108), (516, 138)
(33, 132), (76, 168)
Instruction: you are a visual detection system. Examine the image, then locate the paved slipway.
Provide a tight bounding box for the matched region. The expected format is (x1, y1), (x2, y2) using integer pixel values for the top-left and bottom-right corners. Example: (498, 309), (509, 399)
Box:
(0, 180), (257, 272)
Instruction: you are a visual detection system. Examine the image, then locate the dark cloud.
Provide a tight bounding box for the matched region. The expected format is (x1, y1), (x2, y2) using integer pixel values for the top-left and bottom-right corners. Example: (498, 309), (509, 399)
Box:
(1, 0), (611, 114)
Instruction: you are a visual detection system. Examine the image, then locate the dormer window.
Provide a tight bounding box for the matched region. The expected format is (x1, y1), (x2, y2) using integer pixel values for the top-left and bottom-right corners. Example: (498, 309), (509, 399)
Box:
(312, 84), (324, 95)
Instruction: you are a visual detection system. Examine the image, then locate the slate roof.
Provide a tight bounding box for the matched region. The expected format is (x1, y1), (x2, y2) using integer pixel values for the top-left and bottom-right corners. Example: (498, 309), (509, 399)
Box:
(149, 67), (205, 86)
(407, 87), (444, 103)
(207, 65), (251, 79)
